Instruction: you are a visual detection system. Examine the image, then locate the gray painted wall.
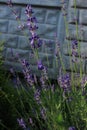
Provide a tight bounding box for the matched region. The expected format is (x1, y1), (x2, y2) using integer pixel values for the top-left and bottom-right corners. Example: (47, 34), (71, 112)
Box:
(0, 0), (87, 77)
(0, 0), (65, 78)
(63, 0), (87, 74)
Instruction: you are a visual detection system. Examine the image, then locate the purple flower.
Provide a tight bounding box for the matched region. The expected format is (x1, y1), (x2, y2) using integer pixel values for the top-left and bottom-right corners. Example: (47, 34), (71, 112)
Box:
(10, 26), (35, 86)
(29, 34), (42, 48)
(12, 10), (19, 20)
(7, 0), (12, 7)
(27, 17), (37, 23)
(10, 68), (20, 86)
(25, 5), (33, 17)
(72, 40), (78, 47)
(17, 118), (26, 129)
(40, 67), (48, 90)
(7, 0), (19, 20)
(68, 126), (76, 130)
(10, 68), (15, 74)
(71, 40), (78, 63)
(40, 76), (47, 89)
(29, 34), (39, 42)
(23, 70), (34, 86)
(40, 107), (46, 120)
(37, 39), (43, 48)
(21, 59), (30, 68)
(42, 67), (48, 80)
(29, 118), (33, 124)
(18, 23), (25, 30)
(19, 59), (34, 86)
(37, 60), (44, 70)
(34, 89), (41, 104)
(28, 118), (34, 126)
(25, 5), (43, 49)
(29, 24), (38, 31)
(61, 1), (68, 16)
(58, 73), (71, 94)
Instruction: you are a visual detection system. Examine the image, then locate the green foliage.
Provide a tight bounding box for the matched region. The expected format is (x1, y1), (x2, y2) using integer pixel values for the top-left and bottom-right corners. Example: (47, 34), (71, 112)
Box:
(0, 79), (22, 130)
(61, 88), (87, 130)
(0, 76), (47, 130)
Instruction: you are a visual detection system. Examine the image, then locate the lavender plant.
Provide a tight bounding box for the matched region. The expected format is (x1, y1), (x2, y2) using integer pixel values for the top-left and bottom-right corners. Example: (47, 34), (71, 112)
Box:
(1, 0), (87, 130)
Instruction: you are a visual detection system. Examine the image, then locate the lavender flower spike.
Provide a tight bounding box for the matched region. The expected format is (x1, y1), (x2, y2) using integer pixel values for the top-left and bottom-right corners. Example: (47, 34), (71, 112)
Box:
(68, 126), (76, 130)
(58, 73), (71, 94)
(71, 39), (78, 63)
(40, 107), (46, 120)
(25, 5), (33, 17)
(25, 4), (43, 49)
(28, 118), (34, 126)
(20, 59), (34, 86)
(7, 0), (12, 7)
(37, 60), (44, 70)
(34, 89), (41, 104)
(17, 118), (26, 129)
